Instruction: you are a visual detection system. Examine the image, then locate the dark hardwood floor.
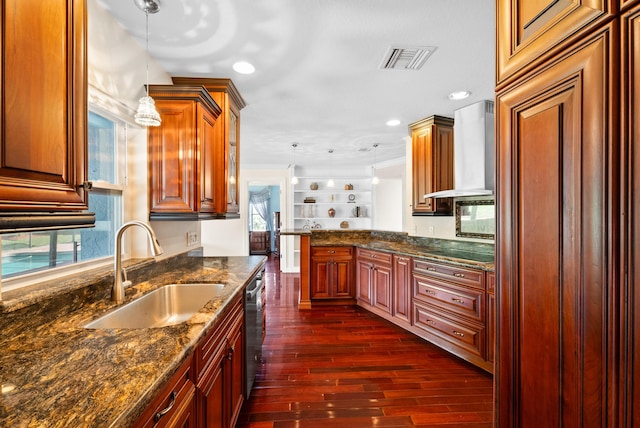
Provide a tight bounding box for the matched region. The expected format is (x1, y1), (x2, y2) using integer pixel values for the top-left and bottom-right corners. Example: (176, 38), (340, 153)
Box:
(237, 255), (494, 427)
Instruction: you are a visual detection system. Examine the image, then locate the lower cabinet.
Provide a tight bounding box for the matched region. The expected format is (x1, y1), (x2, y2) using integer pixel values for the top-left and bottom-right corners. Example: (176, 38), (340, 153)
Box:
(310, 246), (354, 301)
(133, 355), (197, 428)
(410, 259), (492, 373)
(392, 255), (412, 328)
(356, 249), (393, 316)
(195, 295), (245, 428)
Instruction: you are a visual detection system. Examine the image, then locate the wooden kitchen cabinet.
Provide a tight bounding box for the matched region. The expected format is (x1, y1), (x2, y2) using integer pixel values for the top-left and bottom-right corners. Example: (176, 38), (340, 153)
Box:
(485, 272), (495, 365)
(133, 355), (196, 428)
(310, 246), (354, 302)
(409, 116), (454, 216)
(496, 0), (613, 86)
(147, 85), (222, 220)
(195, 294), (245, 428)
(356, 248), (393, 316)
(411, 259), (490, 373)
(495, 20), (615, 426)
(172, 78), (246, 219)
(0, 0), (94, 227)
(392, 255), (412, 327)
(623, 5), (640, 426)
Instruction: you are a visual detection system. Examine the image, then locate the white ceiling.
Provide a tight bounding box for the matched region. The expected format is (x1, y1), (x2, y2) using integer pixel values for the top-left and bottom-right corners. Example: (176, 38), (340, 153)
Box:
(97, 0), (495, 169)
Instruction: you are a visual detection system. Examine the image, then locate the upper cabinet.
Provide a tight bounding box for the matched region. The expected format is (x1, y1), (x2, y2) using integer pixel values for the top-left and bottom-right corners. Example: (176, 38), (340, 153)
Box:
(172, 78), (247, 219)
(496, 0), (614, 87)
(409, 115), (454, 216)
(147, 85), (222, 220)
(0, 0), (93, 229)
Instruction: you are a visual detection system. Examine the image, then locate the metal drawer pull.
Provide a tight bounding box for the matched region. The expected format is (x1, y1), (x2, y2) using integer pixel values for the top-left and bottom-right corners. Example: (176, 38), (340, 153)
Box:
(452, 330), (465, 337)
(328, 250), (335, 254)
(452, 298), (465, 304)
(154, 391), (177, 423)
(425, 290), (436, 295)
(426, 320), (436, 325)
(427, 267), (436, 271)
(453, 273), (465, 278)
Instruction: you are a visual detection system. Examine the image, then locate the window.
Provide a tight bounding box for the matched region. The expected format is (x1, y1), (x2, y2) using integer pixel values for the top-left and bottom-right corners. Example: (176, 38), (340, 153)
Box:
(250, 203), (267, 231)
(1, 109), (126, 280)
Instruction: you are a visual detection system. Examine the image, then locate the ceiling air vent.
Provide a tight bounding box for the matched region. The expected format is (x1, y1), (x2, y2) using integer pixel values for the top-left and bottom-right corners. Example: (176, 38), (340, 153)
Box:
(379, 46), (437, 70)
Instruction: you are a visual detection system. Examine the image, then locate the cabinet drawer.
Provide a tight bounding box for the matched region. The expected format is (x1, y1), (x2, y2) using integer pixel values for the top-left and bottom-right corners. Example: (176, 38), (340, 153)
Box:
(312, 246), (353, 258)
(357, 248), (393, 265)
(413, 259), (484, 289)
(413, 301), (484, 359)
(413, 273), (484, 322)
(134, 355), (195, 428)
(196, 295), (243, 378)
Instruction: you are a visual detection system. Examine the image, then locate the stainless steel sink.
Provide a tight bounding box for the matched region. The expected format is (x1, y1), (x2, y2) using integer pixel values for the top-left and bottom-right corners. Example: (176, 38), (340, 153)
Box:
(84, 283), (226, 329)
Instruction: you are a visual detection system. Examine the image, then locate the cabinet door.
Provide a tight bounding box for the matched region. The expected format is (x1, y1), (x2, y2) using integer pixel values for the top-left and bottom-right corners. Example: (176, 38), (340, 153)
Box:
(199, 103), (217, 213)
(410, 116), (454, 215)
(0, 0), (88, 212)
(333, 258), (353, 297)
(497, 0), (614, 85)
(372, 263), (392, 315)
(311, 257), (332, 298)
(393, 256), (412, 325)
(197, 349), (225, 428)
(226, 317), (245, 428)
(149, 100), (197, 214)
(356, 260), (373, 304)
(496, 27), (614, 427)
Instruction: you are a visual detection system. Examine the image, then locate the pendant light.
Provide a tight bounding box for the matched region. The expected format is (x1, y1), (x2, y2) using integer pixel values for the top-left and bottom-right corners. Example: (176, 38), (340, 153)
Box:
(372, 143), (380, 185)
(327, 149), (335, 188)
(291, 143), (299, 185)
(134, 0), (162, 127)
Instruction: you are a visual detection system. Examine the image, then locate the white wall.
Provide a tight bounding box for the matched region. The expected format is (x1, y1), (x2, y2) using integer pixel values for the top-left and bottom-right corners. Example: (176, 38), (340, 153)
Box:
(202, 168), (290, 256)
(89, 0), (201, 260)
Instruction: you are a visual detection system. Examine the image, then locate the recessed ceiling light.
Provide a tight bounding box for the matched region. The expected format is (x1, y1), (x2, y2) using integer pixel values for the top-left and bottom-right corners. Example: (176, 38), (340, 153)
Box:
(232, 61), (255, 74)
(448, 91), (471, 100)
(386, 119), (401, 127)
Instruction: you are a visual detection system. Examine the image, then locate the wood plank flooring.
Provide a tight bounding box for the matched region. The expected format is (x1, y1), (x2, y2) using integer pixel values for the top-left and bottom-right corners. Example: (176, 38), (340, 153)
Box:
(237, 255), (494, 427)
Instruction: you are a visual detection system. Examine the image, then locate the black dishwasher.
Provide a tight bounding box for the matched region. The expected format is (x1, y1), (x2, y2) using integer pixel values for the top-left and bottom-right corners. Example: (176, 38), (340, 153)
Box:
(245, 268), (264, 397)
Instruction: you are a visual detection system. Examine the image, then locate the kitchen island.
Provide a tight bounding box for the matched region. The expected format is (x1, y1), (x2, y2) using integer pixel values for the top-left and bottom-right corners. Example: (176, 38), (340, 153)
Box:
(0, 252), (265, 427)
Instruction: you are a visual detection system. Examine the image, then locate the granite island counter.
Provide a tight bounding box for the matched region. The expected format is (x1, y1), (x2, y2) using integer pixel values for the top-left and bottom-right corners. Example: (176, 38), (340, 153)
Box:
(0, 252), (266, 427)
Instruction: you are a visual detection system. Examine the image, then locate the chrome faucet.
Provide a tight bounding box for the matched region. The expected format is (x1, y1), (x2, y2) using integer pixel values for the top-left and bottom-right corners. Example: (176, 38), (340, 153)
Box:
(113, 220), (164, 303)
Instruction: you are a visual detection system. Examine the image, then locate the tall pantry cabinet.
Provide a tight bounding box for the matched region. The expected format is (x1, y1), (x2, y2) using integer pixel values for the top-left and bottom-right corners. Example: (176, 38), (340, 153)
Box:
(495, 1), (637, 426)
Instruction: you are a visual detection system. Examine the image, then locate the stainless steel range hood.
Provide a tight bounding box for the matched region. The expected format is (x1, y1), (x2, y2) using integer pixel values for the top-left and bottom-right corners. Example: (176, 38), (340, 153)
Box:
(424, 100), (494, 198)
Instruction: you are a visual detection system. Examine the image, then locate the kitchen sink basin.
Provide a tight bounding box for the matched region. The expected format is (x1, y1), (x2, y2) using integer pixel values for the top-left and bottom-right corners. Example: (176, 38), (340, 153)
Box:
(84, 283), (226, 329)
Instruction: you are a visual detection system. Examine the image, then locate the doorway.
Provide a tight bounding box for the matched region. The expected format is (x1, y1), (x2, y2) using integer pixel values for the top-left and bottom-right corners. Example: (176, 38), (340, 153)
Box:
(248, 185), (280, 255)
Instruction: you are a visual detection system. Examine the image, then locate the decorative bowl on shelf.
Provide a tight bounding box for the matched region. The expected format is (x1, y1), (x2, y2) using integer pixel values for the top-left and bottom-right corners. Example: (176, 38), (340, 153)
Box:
(328, 208), (336, 218)
(344, 183), (353, 190)
(340, 221), (349, 229)
(310, 182), (319, 190)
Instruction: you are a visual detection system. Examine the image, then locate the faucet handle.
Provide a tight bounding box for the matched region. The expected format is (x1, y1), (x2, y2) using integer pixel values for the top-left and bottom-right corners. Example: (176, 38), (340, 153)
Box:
(122, 280), (132, 289)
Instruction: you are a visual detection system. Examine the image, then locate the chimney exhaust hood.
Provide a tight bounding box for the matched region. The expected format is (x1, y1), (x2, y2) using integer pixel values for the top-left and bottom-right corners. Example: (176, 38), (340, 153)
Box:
(424, 100), (494, 198)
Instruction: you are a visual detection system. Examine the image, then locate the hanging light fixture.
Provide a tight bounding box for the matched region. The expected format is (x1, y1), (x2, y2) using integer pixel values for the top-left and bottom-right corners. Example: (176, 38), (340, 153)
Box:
(327, 149), (335, 188)
(134, 0), (162, 127)
(291, 143), (299, 184)
(372, 144), (380, 185)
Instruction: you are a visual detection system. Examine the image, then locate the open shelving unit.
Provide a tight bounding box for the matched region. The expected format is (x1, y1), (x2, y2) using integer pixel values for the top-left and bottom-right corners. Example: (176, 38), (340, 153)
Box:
(292, 170), (373, 230)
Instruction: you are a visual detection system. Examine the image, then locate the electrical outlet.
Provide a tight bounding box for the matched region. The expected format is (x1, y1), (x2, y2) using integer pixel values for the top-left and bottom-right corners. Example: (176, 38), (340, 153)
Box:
(427, 226), (435, 236)
(187, 232), (198, 246)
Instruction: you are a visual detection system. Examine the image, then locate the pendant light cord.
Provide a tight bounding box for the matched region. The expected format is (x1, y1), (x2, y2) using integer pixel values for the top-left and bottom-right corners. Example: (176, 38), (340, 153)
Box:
(145, 10), (150, 97)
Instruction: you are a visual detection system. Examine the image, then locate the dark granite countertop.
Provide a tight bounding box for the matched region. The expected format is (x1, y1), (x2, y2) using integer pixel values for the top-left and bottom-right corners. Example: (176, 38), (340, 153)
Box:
(302, 230), (495, 271)
(0, 253), (266, 427)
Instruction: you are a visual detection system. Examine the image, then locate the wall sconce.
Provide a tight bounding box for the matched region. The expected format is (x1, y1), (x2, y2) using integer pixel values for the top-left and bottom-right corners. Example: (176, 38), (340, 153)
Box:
(134, 0), (162, 127)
